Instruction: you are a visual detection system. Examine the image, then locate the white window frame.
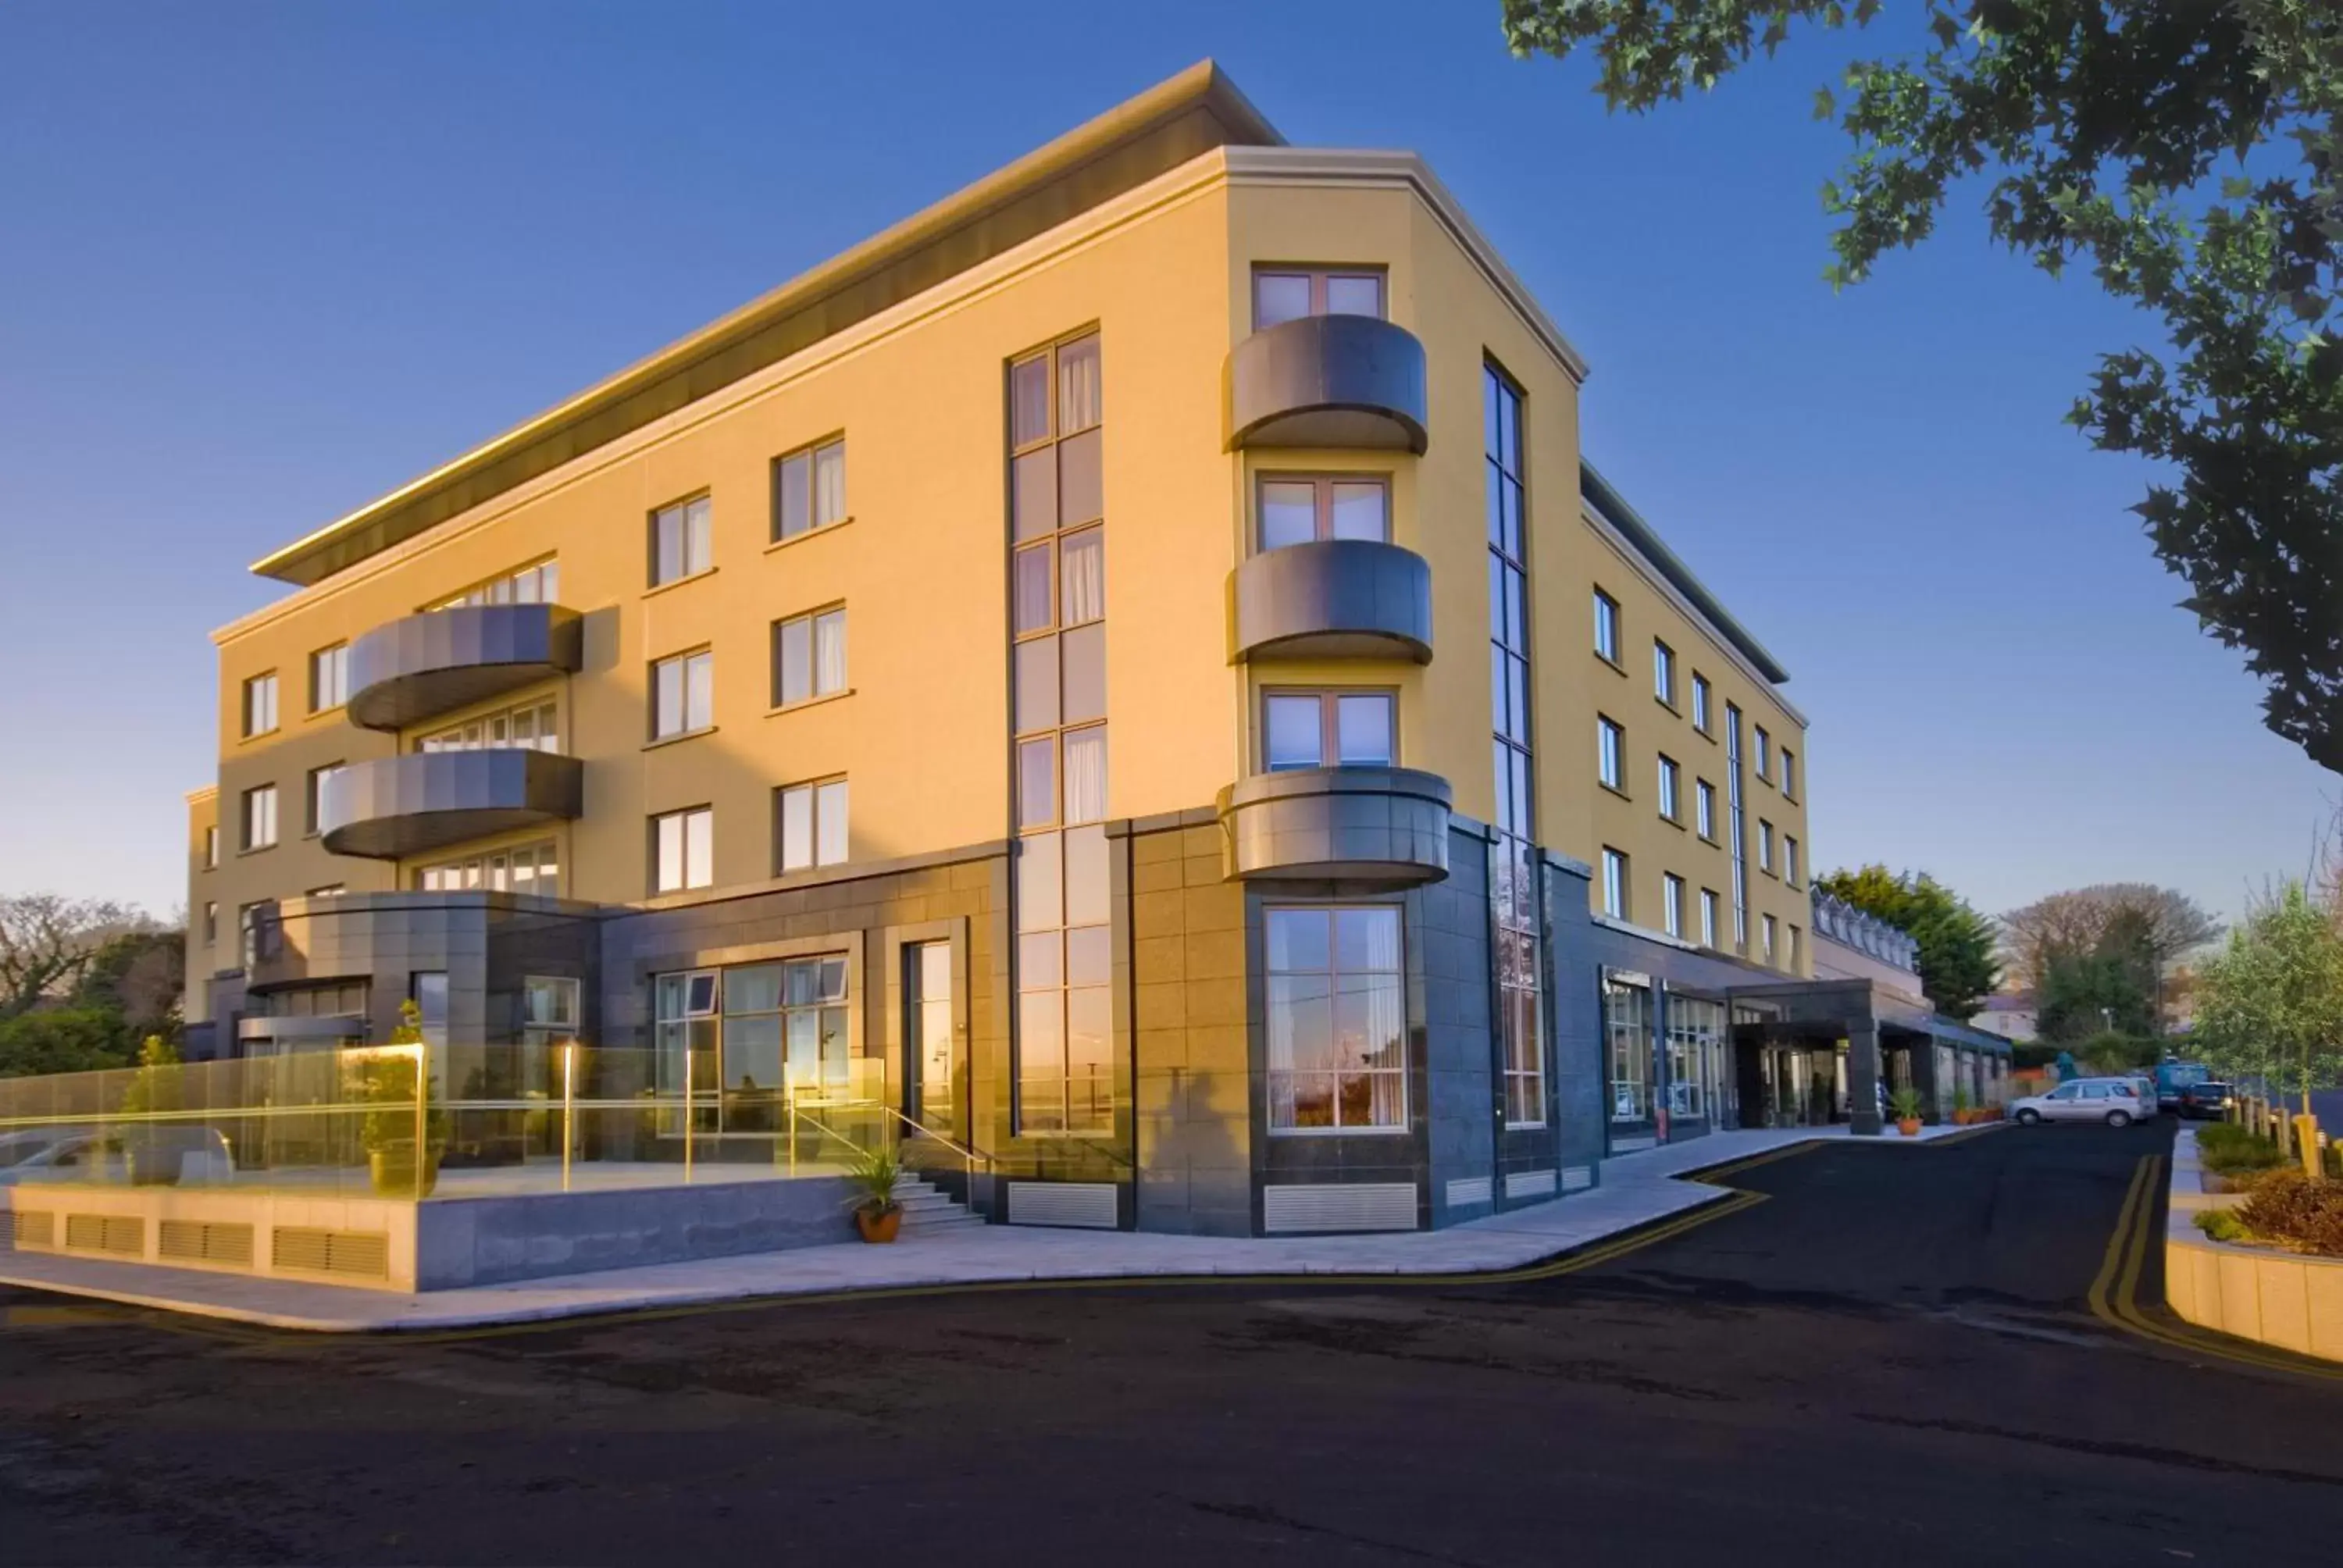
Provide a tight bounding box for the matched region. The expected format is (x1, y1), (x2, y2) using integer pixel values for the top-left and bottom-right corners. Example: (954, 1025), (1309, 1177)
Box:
(1653, 640), (1675, 705)
(1699, 888), (1720, 947)
(1696, 779), (1717, 841)
(1597, 716), (1624, 791)
(1662, 873), (1685, 939)
(1657, 754), (1681, 821)
(1691, 674), (1712, 734)
(1600, 847), (1628, 918)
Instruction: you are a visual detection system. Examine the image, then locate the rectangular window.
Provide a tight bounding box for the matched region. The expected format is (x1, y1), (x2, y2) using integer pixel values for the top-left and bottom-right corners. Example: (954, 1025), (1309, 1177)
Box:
(415, 839), (559, 897)
(202, 902), (217, 945)
(1653, 640), (1675, 706)
(203, 825), (219, 870)
(1781, 747), (1798, 800)
(1256, 474), (1389, 549)
(1700, 889), (1720, 948)
(651, 649), (713, 739)
(1696, 779), (1717, 840)
(649, 494), (713, 586)
(1691, 674), (1712, 734)
(416, 698), (560, 754)
(1663, 873), (1685, 939)
(433, 558), (558, 610)
(1759, 819), (1776, 873)
(1600, 847), (1628, 918)
(241, 785), (277, 851)
(303, 762), (344, 836)
(1264, 904), (1407, 1132)
(1483, 363), (1542, 1129)
(1592, 589), (1621, 664)
(308, 644), (348, 714)
(306, 885), (345, 899)
(522, 977), (581, 1050)
(1604, 975), (1651, 1124)
(776, 777), (849, 872)
(1726, 702), (1748, 951)
(1252, 266), (1385, 330)
(651, 807), (713, 893)
(1784, 835), (1800, 887)
(1657, 754), (1681, 821)
(1596, 716), (1624, 791)
(1763, 914), (1779, 964)
(241, 673), (278, 738)
(1787, 925), (1803, 971)
(1667, 995), (1724, 1122)
(238, 903), (266, 969)
(656, 957), (853, 1121)
(1264, 690), (1393, 771)
(772, 607), (848, 707)
(1754, 725), (1772, 780)
(772, 437), (847, 542)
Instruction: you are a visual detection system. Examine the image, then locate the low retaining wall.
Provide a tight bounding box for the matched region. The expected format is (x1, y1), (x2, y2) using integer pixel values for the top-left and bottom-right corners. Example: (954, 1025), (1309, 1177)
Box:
(5, 1174), (865, 1293)
(2163, 1131), (2343, 1363)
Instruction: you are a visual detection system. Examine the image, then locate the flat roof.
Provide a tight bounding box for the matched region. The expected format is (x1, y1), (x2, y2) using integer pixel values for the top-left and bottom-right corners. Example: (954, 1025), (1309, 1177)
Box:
(252, 60), (1282, 588)
(1578, 461), (1792, 685)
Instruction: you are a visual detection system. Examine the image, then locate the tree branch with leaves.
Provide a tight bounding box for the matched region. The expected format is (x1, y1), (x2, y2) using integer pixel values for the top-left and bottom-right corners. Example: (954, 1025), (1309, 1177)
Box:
(1501, 0), (2343, 768)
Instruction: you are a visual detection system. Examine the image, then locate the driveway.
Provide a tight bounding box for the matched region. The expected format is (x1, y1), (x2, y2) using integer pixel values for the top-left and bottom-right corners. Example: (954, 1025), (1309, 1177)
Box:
(0, 1118), (2334, 1566)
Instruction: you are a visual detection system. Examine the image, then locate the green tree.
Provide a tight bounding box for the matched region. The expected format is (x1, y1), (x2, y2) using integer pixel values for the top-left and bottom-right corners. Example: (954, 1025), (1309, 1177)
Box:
(1500, 0), (2343, 769)
(0, 1007), (136, 1078)
(2193, 879), (2343, 1113)
(2035, 946), (2153, 1042)
(1814, 864), (2001, 1017)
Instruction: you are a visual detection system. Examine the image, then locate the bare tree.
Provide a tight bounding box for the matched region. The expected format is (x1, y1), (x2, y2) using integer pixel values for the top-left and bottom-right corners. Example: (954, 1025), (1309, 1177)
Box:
(1999, 885), (2224, 994)
(0, 894), (150, 1021)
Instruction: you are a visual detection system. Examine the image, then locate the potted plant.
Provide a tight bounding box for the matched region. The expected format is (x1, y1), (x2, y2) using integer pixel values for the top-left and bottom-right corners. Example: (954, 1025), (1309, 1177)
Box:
(843, 1142), (905, 1242)
(359, 1002), (448, 1197)
(1951, 1085), (1974, 1126)
(1890, 1087), (1927, 1137)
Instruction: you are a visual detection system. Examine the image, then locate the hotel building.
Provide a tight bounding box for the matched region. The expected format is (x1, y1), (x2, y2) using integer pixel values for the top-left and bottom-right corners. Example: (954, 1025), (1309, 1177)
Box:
(184, 63), (1960, 1241)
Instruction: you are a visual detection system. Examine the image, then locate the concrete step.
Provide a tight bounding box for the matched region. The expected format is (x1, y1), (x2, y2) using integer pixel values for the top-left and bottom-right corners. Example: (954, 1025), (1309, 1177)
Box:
(900, 1207), (985, 1231)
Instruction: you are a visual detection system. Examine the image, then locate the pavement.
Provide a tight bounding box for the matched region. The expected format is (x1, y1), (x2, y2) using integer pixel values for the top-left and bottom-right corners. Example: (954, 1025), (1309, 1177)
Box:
(0, 1123), (1984, 1331)
(3, 1114), (2338, 1566)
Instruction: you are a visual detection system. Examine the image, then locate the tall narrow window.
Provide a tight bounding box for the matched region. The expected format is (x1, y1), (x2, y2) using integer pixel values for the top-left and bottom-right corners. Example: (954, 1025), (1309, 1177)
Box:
(1011, 331), (1110, 1135)
(1726, 703), (1749, 952)
(203, 825), (219, 870)
(1758, 819), (1776, 873)
(772, 608), (847, 707)
(1785, 835), (1801, 887)
(772, 437), (847, 541)
(1265, 905), (1406, 1131)
(1485, 364), (1542, 1127)
(1257, 474), (1389, 548)
(309, 645), (348, 714)
(1653, 640), (1676, 705)
(241, 673), (278, 738)
(1696, 779), (1717, 840)
(1252, 266), (1385, 329)
(909, 940), (954, 1124)
(1604, 975), (1651, 1125)
(1763, 914), (1779, 964)
(1657, 755), (1681, 821)
(652, 807), (713, 893)
(1601, 847), (1628, 919)
(1781, 747), (1798, 800)
(1787, 925), (1804, 971)
(1754, 725), (1773, 781)
(1663, 873), (1685, 939)
(1691, 674), (1712, 734)
(1597, 716), (1624, 791)
(652, 649), (714, 739)
(304, 762), (344, 836)
(1592, 590), (1620, 664)
(650, 495), (712, 586)
(1699, 888), (1720, 948)
(241, 784), (277, 851)
(202, 902), (218, 945)
(776, 778), (849, 872)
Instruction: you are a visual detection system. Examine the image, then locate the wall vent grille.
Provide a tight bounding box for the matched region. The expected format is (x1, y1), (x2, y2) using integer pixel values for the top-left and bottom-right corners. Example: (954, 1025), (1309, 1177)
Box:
(159, 1220), (255, 1268)
(8, 1210), (56, 1249)
(1005, 1182), (1118, 1230)
(1262, 1182), (1418, 1235)
(272, 1227), (390, 1279)
(1560, 1166), (1595, 1192)
(1443, 1176), (1493, 1208)
(1504, 1169), (1558, 1200)
(63, 1213), (144, 1256)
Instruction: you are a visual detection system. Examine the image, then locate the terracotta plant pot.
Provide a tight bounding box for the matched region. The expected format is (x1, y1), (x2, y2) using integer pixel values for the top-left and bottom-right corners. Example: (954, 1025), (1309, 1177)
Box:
(855, 1206), (903, 1244)
(1897, 1117), (1923, 1137)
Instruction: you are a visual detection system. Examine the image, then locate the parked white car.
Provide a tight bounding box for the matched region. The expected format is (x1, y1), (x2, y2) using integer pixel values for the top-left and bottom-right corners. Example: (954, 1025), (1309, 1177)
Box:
(2011, 1078), (2150, 1128)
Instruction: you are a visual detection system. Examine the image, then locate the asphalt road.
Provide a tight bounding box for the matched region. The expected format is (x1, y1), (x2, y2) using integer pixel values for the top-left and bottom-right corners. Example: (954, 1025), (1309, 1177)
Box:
(2, 1120), (2338, 1566)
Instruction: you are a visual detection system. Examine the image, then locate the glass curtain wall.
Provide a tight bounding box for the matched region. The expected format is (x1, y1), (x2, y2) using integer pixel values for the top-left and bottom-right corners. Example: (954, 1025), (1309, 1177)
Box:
(1009, 333), (1111, 1135)
(1724, 704), (1749, 953)
(1485, 365), (1544, 1128)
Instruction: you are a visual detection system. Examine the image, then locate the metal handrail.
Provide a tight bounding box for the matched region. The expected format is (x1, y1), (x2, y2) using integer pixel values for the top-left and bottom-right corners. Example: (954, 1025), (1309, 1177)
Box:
(870, 1103), (994, 1173)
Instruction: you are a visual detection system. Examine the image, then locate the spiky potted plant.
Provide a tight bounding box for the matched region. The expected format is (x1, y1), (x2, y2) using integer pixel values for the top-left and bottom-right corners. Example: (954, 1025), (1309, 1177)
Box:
(1891, 1087), (1927, 1138)
(1951, 1085), (1974, 1126)
(359, 1001), (448, 1197)
(843, 1142), (905, 1243)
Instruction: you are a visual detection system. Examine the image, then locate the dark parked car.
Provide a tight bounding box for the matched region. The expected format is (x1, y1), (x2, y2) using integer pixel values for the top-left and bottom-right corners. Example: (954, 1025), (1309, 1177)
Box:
(2177, 1081), (2234, 1121)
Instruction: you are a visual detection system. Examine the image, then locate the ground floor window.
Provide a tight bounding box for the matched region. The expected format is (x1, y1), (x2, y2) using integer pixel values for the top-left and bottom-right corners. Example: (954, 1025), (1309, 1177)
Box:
(654, 956), (851, 1130)
(1265, 904), (1406, 1132)
(1666, 995), (1724, 1121)
(1604, 975), (1651, 1123)
(415, 839), (559, 897)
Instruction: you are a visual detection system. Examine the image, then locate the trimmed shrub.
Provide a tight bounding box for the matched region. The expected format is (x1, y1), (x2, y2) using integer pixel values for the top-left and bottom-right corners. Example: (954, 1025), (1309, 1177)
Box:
(2231, 1172), (2343, 1258)
(2195, 1124), (2286, 1176)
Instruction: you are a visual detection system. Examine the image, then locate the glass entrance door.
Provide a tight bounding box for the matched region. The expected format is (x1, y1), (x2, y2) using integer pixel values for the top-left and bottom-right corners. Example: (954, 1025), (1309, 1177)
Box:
(909, 941), (954, 1131)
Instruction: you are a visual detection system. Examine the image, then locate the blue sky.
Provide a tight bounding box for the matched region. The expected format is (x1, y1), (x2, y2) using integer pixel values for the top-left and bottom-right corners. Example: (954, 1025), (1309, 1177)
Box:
(0, 0), (2331, 928)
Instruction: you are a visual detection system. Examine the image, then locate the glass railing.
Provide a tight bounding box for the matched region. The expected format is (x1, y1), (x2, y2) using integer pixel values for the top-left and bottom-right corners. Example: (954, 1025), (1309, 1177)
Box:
(0, 1043), (924, 1203)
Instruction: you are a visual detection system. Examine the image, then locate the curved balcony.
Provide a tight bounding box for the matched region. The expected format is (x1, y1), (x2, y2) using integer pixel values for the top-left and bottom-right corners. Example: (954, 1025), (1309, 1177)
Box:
(1229, 540), (1432, 663)
(346, 603), (582, 732)
(1224, 314), (1428, 454)
(319, 750), (583, 860)
(237, 1014), (368, 1052)
(1216, 766), (1451, 886)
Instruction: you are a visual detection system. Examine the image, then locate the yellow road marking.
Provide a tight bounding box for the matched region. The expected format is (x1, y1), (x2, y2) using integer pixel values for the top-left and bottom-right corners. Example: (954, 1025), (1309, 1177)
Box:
(2088, 1151), (2343, 1384)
